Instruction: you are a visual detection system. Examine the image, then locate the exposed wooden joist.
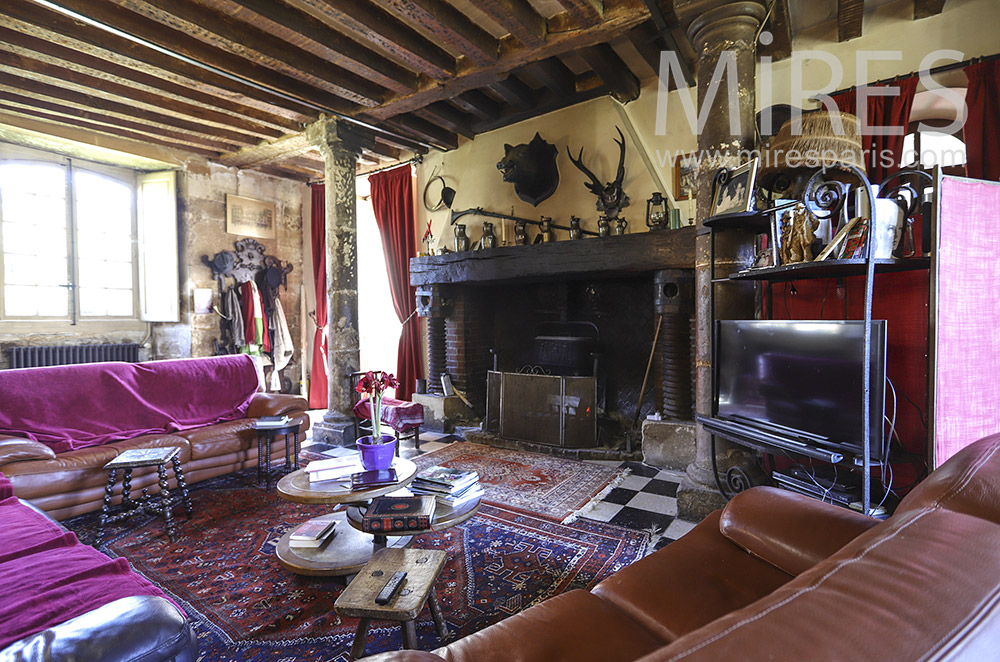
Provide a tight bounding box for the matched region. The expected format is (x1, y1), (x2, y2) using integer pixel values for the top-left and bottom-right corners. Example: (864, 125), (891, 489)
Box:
(257, 164), (314, 181)
(366, 142), (401, 162)
(363, 0), (650, 120)
(290, 0), (456, 80)
(114, 0), (388, 106)
(489, 75), (536, 110)
(414, 102), (475, 140)
(0, 24), (300, 133)
(0, 91), (238, 152)
(218, 131), (312, 168)
(838, 0), (864, 42)
(0, 49), (283, 140)
(376, 0), (498, 66)
(0, 70), (259, 146)
(35, 0), (360, 114)
(759, 0), (792, 61)
(473, 0), (547, 47)
(0, 1), (318, 120)
(216, 0), (419, 93)
(914, 0), (947, 19)
(385, 114), (458, 150)
(449, 90), (503, 121)
(470, 81), (608, 135)
(530, 57), (576, 97)
(0, 104), (222, 157)
(579, 43), (640, 102)
(363, 125), (429, 154)
(556, 0), (604, 27)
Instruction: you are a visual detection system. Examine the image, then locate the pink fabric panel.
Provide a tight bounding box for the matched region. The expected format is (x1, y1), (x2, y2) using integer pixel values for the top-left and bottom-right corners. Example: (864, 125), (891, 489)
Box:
(0, 472), (12, 499)
(353, 396), (424, 432)
(0, 355), (259, 453)
(935, 176), (1000, 466)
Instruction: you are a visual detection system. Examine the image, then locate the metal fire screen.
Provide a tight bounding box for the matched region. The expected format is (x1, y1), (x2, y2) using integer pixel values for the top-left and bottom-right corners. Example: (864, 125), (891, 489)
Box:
(485, 370), (597, 448)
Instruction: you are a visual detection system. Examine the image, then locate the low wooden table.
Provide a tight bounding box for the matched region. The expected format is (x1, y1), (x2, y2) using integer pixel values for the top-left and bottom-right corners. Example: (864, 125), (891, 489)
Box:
(254, 422), (300, 491)
(99, 446), (193, 544)
(335, 548), (450, 659)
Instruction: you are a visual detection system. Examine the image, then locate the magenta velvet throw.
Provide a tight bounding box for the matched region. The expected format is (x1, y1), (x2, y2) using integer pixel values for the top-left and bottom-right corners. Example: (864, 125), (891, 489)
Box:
(0, 355), (259, 453)
(0, 491), (179, 649)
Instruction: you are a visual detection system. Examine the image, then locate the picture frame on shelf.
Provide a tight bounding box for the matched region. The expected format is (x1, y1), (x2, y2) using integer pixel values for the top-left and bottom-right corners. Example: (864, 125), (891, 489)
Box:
(816, 216), (863, 261)
(673, 151), (698, 201)
(711, 158), (759, 217)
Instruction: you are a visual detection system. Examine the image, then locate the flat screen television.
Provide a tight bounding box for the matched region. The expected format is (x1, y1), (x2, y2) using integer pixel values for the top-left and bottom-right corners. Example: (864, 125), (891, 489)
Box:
(715, 320), (887, 460)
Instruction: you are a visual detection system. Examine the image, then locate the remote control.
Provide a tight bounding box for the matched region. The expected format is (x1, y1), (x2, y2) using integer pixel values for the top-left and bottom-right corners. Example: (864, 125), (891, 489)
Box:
(375, 571), (407, 605)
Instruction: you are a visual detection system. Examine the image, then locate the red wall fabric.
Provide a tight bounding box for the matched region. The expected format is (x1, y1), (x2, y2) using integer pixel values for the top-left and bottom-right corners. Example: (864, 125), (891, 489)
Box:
(369, 165), (421, 401)
(309, 183), (329, 409)
(832, 78), (918, 183)
(964, 60), (1000, 181)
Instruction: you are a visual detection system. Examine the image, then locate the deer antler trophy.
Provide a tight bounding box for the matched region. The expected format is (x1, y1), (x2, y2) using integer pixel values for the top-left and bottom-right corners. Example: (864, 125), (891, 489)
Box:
(566, 126), (630, 219)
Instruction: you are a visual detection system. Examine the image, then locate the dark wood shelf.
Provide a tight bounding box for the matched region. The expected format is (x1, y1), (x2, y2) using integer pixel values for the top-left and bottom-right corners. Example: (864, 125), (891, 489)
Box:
(703, 210), (774, 233)
(727, 257), (930, 282)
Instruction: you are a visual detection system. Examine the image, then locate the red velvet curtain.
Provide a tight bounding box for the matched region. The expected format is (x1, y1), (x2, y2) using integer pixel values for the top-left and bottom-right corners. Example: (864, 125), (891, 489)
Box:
(832, 78), (917, 183)
(308, 183), (328, 409)
(964, 59), (1000, 181)
(369, 166), (421, 401)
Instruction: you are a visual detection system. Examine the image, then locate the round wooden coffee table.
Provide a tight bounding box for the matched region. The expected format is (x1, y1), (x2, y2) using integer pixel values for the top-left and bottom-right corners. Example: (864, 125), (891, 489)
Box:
(276, 457), (418, 576)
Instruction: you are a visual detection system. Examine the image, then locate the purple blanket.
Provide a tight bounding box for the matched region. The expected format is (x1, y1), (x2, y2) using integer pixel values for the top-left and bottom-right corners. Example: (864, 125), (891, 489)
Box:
(0, 355), (259, 453)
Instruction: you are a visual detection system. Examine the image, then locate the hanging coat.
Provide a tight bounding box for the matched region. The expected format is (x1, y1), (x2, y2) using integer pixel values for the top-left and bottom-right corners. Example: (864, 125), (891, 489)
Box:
(269, 298), (294, 391)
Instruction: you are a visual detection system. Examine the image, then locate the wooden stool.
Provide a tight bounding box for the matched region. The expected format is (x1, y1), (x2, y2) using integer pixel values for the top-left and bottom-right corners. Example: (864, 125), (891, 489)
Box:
(99, 447), (193, 545)
(335, 548), (450, 659)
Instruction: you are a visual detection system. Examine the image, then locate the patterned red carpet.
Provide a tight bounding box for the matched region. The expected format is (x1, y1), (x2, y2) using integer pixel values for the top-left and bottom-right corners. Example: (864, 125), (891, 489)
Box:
(413, 442), (628, 522)
(64, 468), (649, 661)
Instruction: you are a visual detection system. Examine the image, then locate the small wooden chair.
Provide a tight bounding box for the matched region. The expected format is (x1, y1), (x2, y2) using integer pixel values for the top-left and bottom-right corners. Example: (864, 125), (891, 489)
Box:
(347, 371), (424, 451)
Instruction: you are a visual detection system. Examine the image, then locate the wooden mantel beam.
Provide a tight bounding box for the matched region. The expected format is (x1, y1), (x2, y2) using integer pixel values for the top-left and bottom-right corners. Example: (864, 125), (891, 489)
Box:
(913, 0), (947, 19)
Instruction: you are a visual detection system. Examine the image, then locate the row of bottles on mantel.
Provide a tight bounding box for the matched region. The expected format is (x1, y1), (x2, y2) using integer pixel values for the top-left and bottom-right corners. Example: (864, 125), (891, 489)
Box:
(454, 215), (629, 251)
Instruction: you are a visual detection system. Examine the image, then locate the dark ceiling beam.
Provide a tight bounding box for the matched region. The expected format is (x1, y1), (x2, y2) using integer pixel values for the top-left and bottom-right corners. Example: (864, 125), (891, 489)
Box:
(838, 0), (864, 42)
(0, 49), (283, 140)
(215, 0), (418, 93)
(449, 90), (503, 121)
(375, 0), (498, 66)
(364, 0), (651, 120)
(0, 91), (239, 152)
(488, 75), (536, 110)
(121, 0), (388, 105)
(759, 0), (792, 61)
(645, 1), (694, 87)
(530, 57), (576, 97)
(470, 83), (608, 135)
(914, 0), (947, 19)
(365, 129), (427, 155)
(386, 114), (458, 150)
(0, 0), (319, 120)
(291, 0), (456, 80)
(413, 102), (475, 140)
(366, 142), (401, 161)
(0, 25), (300, 133)
(34, 0), (361, 114)
(579, 43), (640, 102)
(472, 0), (547, 47)
(0, 103), (223, 157)
(556, 0), (604, 27)
(257, 164), (314, 181)
(626, 22), (666, 79)
(0, 70), (259, 145)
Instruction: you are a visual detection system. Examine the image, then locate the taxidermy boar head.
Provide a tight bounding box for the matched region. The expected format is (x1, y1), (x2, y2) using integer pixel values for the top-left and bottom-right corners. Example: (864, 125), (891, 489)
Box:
(496, 132), (560, 206)
(567, 126), (630, 219)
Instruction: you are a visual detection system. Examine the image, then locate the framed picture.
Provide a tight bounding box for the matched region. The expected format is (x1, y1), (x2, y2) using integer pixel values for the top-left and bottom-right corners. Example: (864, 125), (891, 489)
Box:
(673, 152), (698, 201)
(710, 158), (759, 217)
(226, 194), (276, 239)
(815, 216), (862, 261)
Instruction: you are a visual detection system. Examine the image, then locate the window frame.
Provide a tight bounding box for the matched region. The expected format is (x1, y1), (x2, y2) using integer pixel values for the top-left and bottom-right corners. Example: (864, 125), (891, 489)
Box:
(0, 148), (142, 327)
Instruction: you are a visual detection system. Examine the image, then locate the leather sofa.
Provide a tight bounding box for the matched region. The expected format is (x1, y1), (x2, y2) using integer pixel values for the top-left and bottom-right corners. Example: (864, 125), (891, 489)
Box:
(0, 355), (310, 519)
(363, 432), (1000, 662)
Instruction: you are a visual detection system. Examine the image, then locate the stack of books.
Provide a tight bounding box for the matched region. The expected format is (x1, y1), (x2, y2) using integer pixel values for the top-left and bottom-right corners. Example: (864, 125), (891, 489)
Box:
(305, 456), (362, 483)
(288, 514), (337, 548)
(411, 465), (484, 508)
(255, 414), (293, 429)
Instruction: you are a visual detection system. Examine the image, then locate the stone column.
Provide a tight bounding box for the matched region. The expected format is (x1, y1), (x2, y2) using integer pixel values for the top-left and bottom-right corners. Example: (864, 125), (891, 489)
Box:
(309, 119), (374, 445)
(675, 0), (766, 519)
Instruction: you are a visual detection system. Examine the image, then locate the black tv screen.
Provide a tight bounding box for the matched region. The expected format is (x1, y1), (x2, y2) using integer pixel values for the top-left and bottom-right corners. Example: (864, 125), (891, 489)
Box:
(716, 320), (887, 460)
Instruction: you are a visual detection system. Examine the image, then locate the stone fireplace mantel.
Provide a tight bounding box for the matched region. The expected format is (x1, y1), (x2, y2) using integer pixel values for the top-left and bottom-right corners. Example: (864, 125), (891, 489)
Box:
(410, 226), (696, 286)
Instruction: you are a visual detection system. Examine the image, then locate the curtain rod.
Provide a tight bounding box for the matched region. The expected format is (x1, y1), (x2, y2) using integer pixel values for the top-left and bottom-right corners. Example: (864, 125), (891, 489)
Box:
(308, 156), (422, 184)
(824, 51), (999, 99)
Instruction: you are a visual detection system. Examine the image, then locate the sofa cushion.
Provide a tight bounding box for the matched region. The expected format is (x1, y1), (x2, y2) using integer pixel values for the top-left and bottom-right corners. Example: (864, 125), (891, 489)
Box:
(0, 355), (259, 453)
(0, 437), (56, 467)
(3, 446), (121, 499)
(177, 420), (256, 460)
(436, 589), (668, 662)
(591, 511), (794, 642)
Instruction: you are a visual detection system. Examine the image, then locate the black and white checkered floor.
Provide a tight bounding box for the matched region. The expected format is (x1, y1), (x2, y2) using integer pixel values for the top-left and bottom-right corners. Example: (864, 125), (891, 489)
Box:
(304, 420), (697, 553)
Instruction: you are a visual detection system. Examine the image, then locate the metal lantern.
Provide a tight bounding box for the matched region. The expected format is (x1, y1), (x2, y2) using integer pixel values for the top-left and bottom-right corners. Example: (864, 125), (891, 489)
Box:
(646, 192), (668, 230)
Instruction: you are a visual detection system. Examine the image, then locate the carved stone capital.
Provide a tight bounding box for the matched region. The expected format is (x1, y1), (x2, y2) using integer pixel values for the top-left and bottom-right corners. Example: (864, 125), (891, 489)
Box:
(675, 0), (767, 51)
(308, 118), (376, 159)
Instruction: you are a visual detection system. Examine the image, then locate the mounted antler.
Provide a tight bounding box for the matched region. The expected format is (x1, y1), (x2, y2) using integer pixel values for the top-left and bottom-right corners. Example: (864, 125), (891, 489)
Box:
(566, 126), (630, 219)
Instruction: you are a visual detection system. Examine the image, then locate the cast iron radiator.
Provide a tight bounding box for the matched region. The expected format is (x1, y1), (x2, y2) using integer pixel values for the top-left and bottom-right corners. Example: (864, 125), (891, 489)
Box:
(5, 343), (140, 369)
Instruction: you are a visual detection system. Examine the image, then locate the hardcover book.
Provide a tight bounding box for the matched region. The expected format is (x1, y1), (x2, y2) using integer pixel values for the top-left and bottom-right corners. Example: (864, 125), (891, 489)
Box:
(306, 456), (362, 482)
(350, 468), (399, 491)
(361, 495), (436, 533)
(255, 415), (293, 429)
(288, 514), (337, 548)
(414, 465), (479, 491)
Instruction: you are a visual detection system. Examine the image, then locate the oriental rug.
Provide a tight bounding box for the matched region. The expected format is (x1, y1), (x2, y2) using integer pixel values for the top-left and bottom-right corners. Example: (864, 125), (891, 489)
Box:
(64, 470), (649, 662)
(412, 442), (629, 523)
